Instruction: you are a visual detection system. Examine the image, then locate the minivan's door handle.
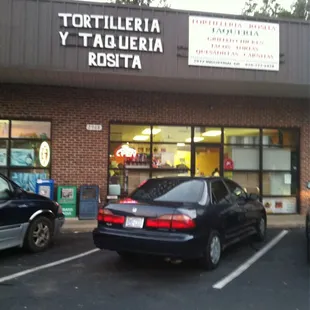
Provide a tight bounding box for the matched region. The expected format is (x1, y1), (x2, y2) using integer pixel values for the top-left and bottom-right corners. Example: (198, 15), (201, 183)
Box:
(18, 204), (28, 208)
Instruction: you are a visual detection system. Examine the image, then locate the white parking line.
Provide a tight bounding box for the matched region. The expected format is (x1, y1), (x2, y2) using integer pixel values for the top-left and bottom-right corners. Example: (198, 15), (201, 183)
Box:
(0, 248), (100, 284)
(212, 229), (289, 290)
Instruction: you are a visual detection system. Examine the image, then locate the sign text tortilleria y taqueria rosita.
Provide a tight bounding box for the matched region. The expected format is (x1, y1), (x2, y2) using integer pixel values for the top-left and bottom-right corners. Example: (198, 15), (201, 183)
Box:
(58, 13), (164, 70)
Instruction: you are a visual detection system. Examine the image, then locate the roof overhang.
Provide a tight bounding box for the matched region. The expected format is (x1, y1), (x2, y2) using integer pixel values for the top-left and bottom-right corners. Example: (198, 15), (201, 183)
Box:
(1, 67), (309, 98)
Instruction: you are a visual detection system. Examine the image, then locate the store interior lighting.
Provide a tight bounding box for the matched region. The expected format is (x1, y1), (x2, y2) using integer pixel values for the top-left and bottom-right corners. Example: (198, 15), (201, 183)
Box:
(185, 137), (204, 143)
(142, 128), (161, 135)
(177, 143), (185, 147)
(133, 135), (149, 141)
(202, 130), (221, 137)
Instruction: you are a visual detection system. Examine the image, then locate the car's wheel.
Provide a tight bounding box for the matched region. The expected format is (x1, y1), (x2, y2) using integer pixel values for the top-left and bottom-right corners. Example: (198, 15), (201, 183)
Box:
(254, 216), (266, 242)
(200, 230), (222, 270)
(24, 216), (53, 253)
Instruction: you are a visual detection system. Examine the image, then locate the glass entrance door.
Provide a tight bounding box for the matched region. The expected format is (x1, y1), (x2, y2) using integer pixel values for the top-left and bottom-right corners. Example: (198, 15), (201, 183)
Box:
(194, 145), (221, 177)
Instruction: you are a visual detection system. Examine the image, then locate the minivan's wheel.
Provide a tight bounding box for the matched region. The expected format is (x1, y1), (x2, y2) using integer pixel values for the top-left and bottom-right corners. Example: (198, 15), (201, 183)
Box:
(254, 217), (266, 242)
(24, 216), (53, 253)
(200, 230), (222, 270)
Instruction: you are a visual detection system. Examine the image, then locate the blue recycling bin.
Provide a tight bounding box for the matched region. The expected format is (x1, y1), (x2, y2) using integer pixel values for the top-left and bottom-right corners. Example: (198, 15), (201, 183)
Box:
(35, 179), (54, 200)
(79, 185), (99, 220)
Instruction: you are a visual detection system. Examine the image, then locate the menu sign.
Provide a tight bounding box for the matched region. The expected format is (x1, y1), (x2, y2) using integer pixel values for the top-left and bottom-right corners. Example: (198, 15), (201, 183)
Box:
(58, 13), (164, 70)
(188, 16), (280, 71)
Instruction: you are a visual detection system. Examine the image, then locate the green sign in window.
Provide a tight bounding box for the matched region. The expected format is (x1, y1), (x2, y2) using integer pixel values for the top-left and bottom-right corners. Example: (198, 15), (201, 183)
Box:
(57, 186), (77, 218)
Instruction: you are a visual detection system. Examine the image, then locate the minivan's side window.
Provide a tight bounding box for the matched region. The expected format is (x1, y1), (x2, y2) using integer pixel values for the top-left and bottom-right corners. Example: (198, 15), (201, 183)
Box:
(0, 177), (11, 200)
(225, 179), (247, 201)
(211, 180), (231, 205)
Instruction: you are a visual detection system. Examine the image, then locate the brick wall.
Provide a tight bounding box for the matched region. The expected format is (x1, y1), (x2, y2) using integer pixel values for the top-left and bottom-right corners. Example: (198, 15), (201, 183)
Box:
(0, 84), (309, 214)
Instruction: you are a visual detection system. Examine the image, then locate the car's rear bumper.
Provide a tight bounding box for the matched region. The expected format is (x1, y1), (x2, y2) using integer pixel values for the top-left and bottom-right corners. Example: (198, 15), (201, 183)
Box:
(93, 226), (205, 259)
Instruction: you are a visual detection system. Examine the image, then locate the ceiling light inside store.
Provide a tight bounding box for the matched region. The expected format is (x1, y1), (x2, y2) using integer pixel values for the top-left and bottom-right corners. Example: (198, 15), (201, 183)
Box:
(185, 137), (204, 143)
(202, 130), (221, 137)
(142, 128), (161, 135)
(133, 135), (149, 141)
(177, 143), (185, 147)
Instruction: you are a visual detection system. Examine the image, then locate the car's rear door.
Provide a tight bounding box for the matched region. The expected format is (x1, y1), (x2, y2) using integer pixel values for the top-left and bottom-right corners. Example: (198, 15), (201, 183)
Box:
(210, 179), (242, 241)
(0, 176), (24, 250)
(224, 179), (255, 229)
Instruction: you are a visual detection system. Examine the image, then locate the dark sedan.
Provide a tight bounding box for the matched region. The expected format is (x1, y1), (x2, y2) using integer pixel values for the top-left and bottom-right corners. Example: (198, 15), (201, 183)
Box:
(93, 177), (267, 270)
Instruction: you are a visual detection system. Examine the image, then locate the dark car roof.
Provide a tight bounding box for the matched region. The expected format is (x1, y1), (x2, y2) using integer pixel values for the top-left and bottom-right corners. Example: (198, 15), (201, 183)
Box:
(150, 176), (227, 182)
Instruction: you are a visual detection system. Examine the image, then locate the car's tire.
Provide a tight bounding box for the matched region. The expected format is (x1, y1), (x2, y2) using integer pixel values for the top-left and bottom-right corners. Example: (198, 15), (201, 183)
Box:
(24, 216), (53, 253)
(254, 216), (267, 242)
(199, 230), (222, 271)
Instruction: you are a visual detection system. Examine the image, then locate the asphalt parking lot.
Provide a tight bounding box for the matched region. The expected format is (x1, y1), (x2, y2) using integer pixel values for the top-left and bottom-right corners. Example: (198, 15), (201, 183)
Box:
(0, 228), (309, 310)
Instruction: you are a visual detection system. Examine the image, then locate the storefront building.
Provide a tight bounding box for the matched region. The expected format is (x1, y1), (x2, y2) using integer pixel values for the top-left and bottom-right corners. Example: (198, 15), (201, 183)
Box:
(0, 0), (309, 215)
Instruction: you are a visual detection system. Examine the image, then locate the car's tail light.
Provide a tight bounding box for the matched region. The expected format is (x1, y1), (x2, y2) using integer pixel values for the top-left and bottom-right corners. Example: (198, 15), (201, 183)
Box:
(119, 198), (137, 204)
(57, 205), (63, 214)
(55, 202), (63, 214)
(146, 214), (195, 230)
(97, 208), (125, 224)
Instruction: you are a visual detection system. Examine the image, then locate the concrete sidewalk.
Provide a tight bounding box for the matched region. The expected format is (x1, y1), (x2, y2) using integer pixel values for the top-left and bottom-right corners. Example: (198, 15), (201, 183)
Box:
(61, 214), (306, 233)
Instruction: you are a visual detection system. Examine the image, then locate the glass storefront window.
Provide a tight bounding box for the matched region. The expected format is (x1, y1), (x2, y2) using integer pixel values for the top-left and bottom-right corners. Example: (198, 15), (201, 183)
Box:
(262, 129), (298, 146)
(224, 128), (260, 144)
(224, 172), (259, 194)
(0, 140), (8, 167)
(0, 120), (9, 138)
(152, 126), (191, 143)
(11, 121), (51, 139)
(194, 127), (222, 143)
(110, 124), (151, 142)
(108, 124), (300, 213)
(108, 169), (126, 196)
(262, 172), (297, 196)
(109, 142), (151, 169)
(10, 140), (51, 168)
(152, 144), (191, 169)
(195, 146), (220, 176)
(263, 147), (296, 171)
(10, 169), (50, 192)
(223, 145), (259, 170)
(127, 170), (150, 195)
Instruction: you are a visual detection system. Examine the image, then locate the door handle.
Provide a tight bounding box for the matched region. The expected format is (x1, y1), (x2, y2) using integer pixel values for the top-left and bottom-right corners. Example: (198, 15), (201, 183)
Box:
(18, 204), (28, 208)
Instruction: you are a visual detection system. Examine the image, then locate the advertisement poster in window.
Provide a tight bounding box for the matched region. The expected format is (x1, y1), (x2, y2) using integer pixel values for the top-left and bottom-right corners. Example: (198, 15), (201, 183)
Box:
(263, 197), (297, 214)
(0, 148), (7, 166)
(11, 172), (47, 192)
(11, 149), (35, 166)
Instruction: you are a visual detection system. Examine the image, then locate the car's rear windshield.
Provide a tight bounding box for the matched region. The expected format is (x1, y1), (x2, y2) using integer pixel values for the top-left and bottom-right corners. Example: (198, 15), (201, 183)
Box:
(130, 178), (206, 203)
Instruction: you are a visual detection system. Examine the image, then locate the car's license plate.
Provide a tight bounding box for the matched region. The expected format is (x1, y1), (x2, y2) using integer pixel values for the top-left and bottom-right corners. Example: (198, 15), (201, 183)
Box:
(124, 217), (144, 229)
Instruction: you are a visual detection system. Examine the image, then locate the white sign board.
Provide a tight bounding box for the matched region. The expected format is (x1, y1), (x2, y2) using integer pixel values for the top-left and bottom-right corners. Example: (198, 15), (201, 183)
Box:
(188, 16), (280, 71)
(86, 124), (102, 131)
